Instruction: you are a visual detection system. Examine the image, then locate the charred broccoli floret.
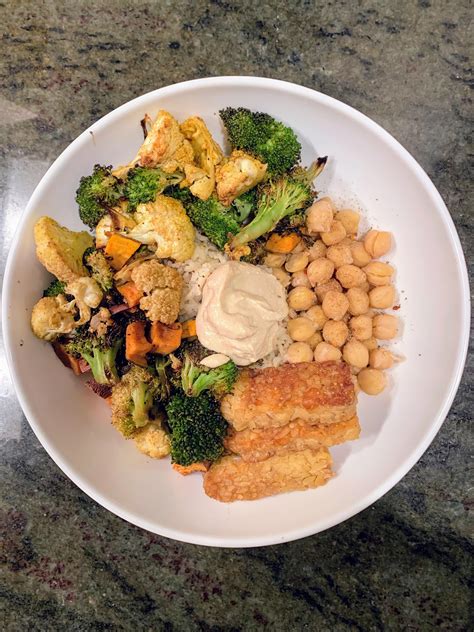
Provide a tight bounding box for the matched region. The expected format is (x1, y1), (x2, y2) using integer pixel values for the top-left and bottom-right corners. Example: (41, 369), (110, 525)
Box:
(65, 325), (122, 385)
(124, 166), (183, 210)
(181, 353), (238, 399)
(231, 189), (257, 223)
(184, 195), (240, 249)
(110, 365), (167, 437)
(83, 247), (114, 292)
(165, 391), (228, 466)
(76, 164), (124, 229)
(230, 159), (326, 250)
(42, 278), (66, 297)
(220, 107), (301, 176)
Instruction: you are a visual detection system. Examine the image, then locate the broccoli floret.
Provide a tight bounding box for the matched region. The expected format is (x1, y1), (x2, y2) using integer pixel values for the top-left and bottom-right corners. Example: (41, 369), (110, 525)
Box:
(83, 247), (114, 292)
(231, 189), (257, 223)
(124, 167), (183, 210)
(165, 391), (228, 466)
(65, 326), (122, 385)
(110, 365), (165, 437)
(181, 354), (238, 399)
(220, 107), (301, 176)
(230, 160), (326, 250)
(183, 195), (240, 249)
(42, 278), (66, 297)
(76, 164), (124, 229)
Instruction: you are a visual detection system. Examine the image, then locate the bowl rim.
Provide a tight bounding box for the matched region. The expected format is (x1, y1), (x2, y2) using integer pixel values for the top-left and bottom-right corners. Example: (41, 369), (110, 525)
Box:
(2, 76), (470, 547)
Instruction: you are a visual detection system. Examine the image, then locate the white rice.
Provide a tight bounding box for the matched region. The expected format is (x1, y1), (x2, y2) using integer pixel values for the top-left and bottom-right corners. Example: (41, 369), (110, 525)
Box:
(171, 233), (291, 368)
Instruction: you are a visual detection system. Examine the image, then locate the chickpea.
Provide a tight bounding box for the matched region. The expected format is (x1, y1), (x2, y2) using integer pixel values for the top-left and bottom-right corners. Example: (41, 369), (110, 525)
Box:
(350, 241), (372, 267)
(287, 316), (316, 341)
(363, 262), (394, 286)
(307, 258), (335, 286)
(321, 220), (347, 246)
(287, 286), (316, 311)
(322, 290), (349, 321)
(306, 197), (334, 233)
(314, 341), (342, 362)
(307, 331), (323, 349)
(285, 252), (309, 273)
(358, 368), (387, 395)
(291, 239), (307, 253)
(287, 342), (313, 363)
(326, 243), (353, 268)
(359, 281), (370, 293)
(272, 267), (291, 287)
(323, 320), (349, 347)
(291, 270), (311, 288)
(373, 314), (398, 339)
(364, 230), (392, 258)
(349, 315), (373, 341)
(370, 348), (394, 370)
(343, 339), (369, 368)
(308, 239), (327, 261)
(363, 336), (378, 351)
(369, 285), (396, 309)
(347, 287), (370, 316)
(305, 305), (327, 330)
(335, 209), (360, 235)
(336, 264), (367, 289)
(315, 278), (343, 302)
(265, 253), (286, 268)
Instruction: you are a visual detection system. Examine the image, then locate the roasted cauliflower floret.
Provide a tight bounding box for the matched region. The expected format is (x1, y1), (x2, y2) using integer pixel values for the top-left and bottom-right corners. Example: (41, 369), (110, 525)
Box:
(181, 116), (223, 200)
(123, 195), (195, 262)
(133, 421), (171, 459)
(65, 277), (103, 326)
(216, 150), (267, 206)
(95, 213), (114, 248)
(31, 295), (77, 341)
(137, 110), (194, 173)
(130, 259), (183, 324)
(34, 217), (94, 283)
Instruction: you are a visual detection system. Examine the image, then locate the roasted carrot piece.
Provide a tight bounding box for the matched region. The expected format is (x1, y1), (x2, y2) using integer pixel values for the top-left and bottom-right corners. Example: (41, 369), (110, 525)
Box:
(125, 321), (153, 367)
(117, 281), (143, 307)
(265, 233), (300, 253)
(150, 321), (182, 354)
(105, 234), (141, 270)
(181, 319), (196, 339)
(172, 462), (209, 476)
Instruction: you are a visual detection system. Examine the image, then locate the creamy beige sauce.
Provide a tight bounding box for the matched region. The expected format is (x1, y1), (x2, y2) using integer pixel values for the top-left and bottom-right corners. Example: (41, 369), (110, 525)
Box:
(196, 261), (288, 366)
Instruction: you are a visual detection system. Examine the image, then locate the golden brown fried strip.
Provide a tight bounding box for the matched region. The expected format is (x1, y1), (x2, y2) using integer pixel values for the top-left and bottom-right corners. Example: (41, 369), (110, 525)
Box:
(203, 448), (333, 502)
(225, 416), (360, 462)
(221, 361), (356, 431)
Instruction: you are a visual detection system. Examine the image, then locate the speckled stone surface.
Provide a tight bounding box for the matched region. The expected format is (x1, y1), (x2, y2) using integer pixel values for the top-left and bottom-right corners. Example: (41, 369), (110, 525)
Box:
(0, 1), (472, 630)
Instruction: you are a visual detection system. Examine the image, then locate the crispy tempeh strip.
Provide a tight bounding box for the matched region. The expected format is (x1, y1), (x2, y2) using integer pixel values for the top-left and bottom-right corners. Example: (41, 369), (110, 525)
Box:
(221, 362), (357, 431)
(203, 448), (333, 502)
(225, 416), (360, 462)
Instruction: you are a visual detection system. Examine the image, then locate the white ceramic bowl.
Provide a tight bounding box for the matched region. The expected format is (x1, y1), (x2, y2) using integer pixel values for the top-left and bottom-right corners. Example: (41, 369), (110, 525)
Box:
(3, 77), (469, 547)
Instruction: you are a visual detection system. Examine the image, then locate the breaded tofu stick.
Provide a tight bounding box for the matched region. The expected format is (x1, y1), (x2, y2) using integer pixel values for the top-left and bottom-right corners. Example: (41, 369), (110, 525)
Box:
(203, 448), (333, 502)
(221, 361), (356, 431)
(225, 415), (360, 462)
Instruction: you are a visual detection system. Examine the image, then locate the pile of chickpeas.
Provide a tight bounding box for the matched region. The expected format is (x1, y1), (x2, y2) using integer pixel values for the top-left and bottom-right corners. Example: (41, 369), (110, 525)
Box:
(265, 197), (399, 396)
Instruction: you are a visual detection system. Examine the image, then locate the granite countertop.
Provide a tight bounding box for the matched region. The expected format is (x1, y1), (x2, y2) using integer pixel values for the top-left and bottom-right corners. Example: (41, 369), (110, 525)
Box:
(0, 1), (472, 630)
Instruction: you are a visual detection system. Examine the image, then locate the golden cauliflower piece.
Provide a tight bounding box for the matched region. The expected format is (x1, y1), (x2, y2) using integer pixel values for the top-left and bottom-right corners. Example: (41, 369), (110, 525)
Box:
(181, 116), (223, 200)
(124, 195), (195, 262)
(65, 277), (103, 326)
(130, 259), (183, 324)
(34, 217), (94, 283)
(137, 110), (194, 173)
(133, 422), (170, 459)
(216, 150), (267, 206)
(31, 295), (77, 341)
